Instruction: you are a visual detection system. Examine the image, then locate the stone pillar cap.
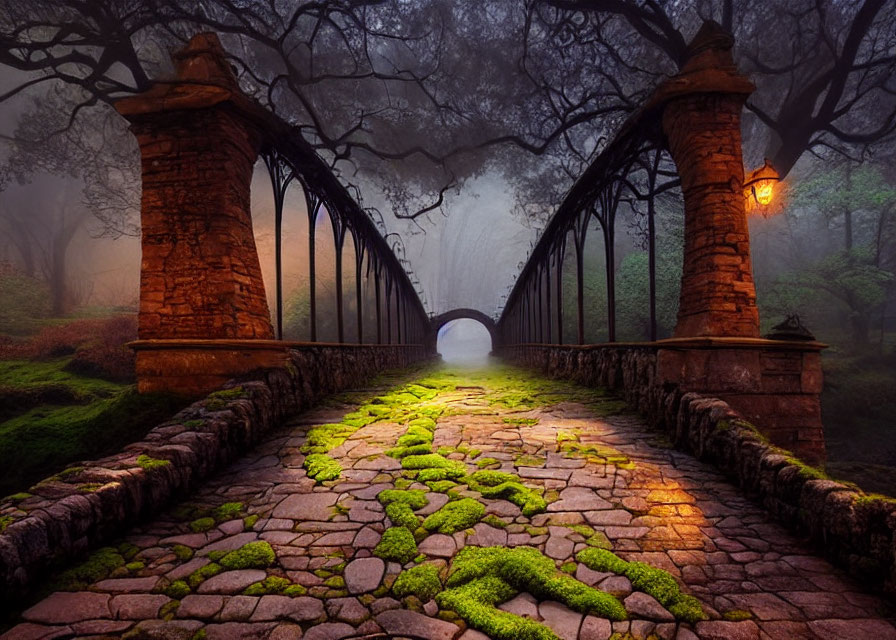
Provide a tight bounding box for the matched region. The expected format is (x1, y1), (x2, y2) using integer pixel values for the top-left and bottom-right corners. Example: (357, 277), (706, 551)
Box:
(645, 19), (754, 110)
(115, 32), (268, 123)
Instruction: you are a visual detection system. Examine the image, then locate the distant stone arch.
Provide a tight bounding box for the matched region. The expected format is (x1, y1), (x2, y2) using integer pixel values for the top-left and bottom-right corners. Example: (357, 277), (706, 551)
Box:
(427, 308), (499, 353)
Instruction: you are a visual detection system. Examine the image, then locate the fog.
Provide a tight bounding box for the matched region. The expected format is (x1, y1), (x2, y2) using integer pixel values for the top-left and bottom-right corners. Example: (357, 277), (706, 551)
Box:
(437, 318), (493, 366)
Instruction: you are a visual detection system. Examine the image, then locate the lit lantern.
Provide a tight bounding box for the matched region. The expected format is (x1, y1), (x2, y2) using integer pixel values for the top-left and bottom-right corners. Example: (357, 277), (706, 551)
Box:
(744, 159), (780, 214)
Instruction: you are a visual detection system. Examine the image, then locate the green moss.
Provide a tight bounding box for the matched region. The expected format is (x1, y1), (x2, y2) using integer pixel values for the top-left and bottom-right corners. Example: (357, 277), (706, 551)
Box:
(482, 514), (509, 529)
(324, 575), (346, 588)
(302, 423), (358, 454)
(475, 457), (501, 468)
(284, 584), (308, 596)
(585, 531), (612, 549)
(136, 454), (170, 471)
(187, 562), (223, 589)
(402, 454), (467, 479)
(393, 478), (414, 490)
(400, 433), (434, 448)
(204, 387), (245, 410)
(467, 449), (482, 459)
(189, 517), (215, 533)
(243, 514), (259, 530)
(559, 442), (633, 468)
(466, 470), (547, 516)
(243, 575), (292, 595)
(503, 417), (539, 426)
(52, 546), (125, 590)
(182, 419), (203, 429)
(408, 417), (437, 429)
(561, 562), (577, 574)
(437, 446), (456, 456)
(556, 431), (579, 444)
(378, 489), (430, 510)
(190, 630), (207, 640)
(514, 455), (545, 467)
(576, 548), (707, 624)
(6, 492), (32, 501)
(426, 480), (458, 493)
(388, 443), (434, 458)
(386, 502), (422, 530)
(304, 453), (342, 483)
(126, 561), (145, 572)
(165, 579), (191, 599)
(172, 544), (194, 562)
(212, 502), (243, 521)
(423, 498), (485, 534)
(437, 546), (626, 640)
(0, 381), (184, 497)
(159, 599), (181, 619)
(374, 527), (419, 564)
(218, 541), (276, 570)
(722, 609), (753, 621)
(393, 564), (443, 601)
(0, 515), (14, 532)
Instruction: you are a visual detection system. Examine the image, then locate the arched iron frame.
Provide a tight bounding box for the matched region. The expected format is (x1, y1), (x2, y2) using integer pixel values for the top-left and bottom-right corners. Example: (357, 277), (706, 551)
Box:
(496, 105), (681, 347)
(258, 121), (428, 346)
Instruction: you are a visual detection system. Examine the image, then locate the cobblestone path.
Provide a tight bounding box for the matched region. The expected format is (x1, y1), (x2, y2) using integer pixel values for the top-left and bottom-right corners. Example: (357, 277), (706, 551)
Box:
(5, 365), (896, 640)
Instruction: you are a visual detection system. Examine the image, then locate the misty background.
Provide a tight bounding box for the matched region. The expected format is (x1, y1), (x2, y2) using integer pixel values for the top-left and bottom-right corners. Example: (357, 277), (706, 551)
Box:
(0, 0), (895, 492)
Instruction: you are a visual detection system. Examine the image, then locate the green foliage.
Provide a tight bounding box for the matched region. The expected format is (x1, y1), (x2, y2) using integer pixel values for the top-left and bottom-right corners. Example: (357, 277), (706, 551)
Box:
(576, 548), (707, 623)
(393, 564), (443, 601)
(374, 527), (418, 563)
(218, 541), (276, 570)
(615, 251), (681, 341)
(0, 368), (183, 495)
(388, 443), (433, 458)
(304, 453), (342, 483)
(466, 470), (547, 516)
(422, 498), (485, 534)
(475, 457), (501, 468)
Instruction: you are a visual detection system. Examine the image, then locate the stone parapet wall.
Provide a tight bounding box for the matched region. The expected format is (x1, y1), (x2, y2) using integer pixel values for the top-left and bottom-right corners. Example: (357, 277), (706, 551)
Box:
(497, 343), (896, 595)
(0, 344), (431, 599)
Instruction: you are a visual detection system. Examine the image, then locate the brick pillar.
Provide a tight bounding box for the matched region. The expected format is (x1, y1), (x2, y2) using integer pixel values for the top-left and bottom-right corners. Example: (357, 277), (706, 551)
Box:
(116, 33), (273, 341)
(652, 23), (826, 465)
(660, 23), (759, 338)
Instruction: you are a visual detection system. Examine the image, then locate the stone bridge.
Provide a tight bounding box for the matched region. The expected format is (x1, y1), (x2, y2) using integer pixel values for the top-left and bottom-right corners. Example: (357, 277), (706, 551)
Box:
(1, 23), (895, 640)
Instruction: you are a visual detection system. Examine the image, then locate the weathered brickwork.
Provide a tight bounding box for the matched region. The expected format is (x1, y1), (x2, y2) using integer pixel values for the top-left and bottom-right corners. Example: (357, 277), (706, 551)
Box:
(0, 345), (431, 599)
(116, 35), (274, 341)
(659, 34), (760, 339)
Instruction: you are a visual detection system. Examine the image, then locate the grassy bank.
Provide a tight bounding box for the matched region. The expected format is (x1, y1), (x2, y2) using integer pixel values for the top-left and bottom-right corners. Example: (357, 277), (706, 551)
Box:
(0, 357), (184, 496)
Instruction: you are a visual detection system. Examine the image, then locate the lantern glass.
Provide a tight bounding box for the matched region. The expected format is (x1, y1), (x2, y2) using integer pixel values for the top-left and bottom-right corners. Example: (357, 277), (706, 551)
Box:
(754, 180), (774, 206)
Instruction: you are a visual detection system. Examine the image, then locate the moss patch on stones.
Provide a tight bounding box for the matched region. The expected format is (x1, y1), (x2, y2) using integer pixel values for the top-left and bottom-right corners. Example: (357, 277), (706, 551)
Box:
(304, 453), (342, 483)
(422, 498), (485, 534)
(437, 546), (626, 640)
(576, 548), (706, 623)
(466, 470), (547, 516)
(392, 563), (443, 602)
(402, 454), (466, 479)
(218, 541), (275, 570)
(374, 526), (419, 563)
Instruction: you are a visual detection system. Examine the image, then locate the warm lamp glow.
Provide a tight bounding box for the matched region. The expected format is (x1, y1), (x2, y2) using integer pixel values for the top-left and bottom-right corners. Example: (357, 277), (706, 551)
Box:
(744, 159), (780, 214)
(753, 180), (774, 206)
